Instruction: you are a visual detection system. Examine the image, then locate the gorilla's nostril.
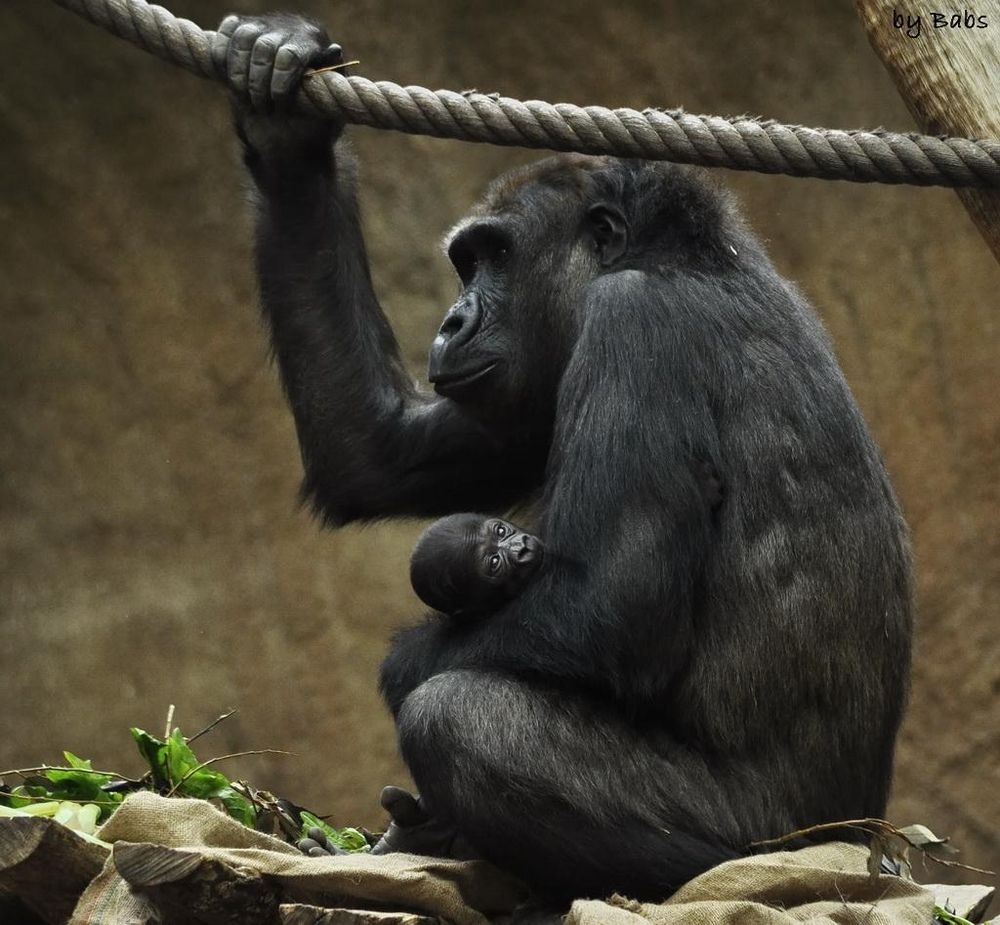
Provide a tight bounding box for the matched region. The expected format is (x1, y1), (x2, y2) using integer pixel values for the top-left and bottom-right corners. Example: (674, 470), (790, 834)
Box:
(438, 294), (482, 347)
(440, 314), (465, 338)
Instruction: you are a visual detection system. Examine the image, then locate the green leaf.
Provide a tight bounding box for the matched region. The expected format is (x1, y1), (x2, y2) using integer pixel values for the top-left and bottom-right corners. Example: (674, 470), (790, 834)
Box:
(933, 905), (975, 925)
(6, 786), (40, 809)
(173, 763), (231, 799)
(63, 752), (93, 770)
(159, 731), (257, 827)
(176, 771), (229, 799)
(335, 827), (370, 852)
(216, 787), (257, 827)
(164, 731), (223, 796)
(45, 753), (116, 805)
(299, 811), (370, 852)
(130, 727), (170, 789)
(93, 791), (125, 821)
(42, 771), (108, 804)
(165, 730), (200, 780)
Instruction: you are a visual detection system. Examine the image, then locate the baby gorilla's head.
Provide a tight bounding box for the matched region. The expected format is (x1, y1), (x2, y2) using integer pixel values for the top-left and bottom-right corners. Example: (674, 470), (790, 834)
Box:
(410, 513), (545, 618)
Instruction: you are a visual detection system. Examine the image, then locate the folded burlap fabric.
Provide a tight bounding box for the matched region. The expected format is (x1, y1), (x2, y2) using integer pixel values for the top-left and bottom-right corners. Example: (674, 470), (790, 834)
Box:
(565, 841), (935, 924)
(0, 792), (937, 925)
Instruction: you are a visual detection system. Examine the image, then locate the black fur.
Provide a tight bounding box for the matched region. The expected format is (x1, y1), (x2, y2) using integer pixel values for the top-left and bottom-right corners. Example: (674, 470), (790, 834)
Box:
(220, 13), (913, 903)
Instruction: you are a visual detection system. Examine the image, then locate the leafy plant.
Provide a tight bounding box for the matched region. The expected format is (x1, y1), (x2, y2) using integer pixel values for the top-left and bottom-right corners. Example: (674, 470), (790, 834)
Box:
(3, 751), (125, 821)
(128, 726), (257, 827)
(0, 716), (369, 852)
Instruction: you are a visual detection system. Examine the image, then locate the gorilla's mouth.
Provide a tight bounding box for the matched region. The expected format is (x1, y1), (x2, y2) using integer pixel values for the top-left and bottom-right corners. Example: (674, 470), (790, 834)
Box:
(430, 362), (498, 397)
(521, 546), (543, 574)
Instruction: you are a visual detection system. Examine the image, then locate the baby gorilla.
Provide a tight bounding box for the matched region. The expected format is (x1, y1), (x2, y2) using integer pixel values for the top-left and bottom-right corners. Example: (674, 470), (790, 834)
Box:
(410, 513), (546, 618)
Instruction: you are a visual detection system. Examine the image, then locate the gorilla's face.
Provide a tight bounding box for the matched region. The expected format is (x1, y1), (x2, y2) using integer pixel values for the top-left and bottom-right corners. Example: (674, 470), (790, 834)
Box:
(428, 157), (627, 429)
(429, 217), (517, 404)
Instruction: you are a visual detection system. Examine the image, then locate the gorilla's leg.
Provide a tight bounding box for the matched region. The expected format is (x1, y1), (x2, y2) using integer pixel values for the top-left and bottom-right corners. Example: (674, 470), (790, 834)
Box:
(396, 671), (744, 902)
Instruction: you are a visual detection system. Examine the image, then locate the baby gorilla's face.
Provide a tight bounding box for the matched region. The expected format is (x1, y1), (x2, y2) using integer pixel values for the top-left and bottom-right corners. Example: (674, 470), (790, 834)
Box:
(476, 518), (544, 592)
(410, 513), (546, 617)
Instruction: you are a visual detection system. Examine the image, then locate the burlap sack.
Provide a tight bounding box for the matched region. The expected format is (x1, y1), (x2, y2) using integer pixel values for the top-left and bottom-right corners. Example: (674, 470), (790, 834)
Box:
(565, 842), (935, 924)
(71, 792), (525, 924)
(1, 793), (939, 924)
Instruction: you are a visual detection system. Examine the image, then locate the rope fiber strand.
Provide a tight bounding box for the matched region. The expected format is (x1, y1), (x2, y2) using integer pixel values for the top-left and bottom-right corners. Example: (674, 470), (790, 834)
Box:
(51, 0), (1000, 188)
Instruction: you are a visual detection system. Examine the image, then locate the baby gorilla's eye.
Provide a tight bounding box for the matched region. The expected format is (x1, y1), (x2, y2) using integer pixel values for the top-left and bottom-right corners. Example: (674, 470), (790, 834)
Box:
(494, 522), (507, 538)
(488, 554), (502, 574)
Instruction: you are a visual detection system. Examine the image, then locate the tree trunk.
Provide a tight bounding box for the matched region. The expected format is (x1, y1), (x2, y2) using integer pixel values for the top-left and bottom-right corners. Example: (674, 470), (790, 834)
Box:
(855, 0), (1000, 263)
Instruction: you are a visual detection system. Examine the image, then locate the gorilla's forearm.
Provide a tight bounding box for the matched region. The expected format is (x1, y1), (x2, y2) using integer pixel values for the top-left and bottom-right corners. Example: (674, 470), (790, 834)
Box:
(237, 119), (534, 522)
(242, 124), (398, 518)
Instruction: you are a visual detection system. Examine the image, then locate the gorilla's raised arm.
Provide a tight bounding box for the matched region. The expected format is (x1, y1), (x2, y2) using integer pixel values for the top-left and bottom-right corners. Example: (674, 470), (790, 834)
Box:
(214, 15), (546, 524)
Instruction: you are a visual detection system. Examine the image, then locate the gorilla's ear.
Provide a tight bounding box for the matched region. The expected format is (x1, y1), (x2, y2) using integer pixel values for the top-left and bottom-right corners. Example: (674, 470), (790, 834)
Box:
(586, 204), (629, 266)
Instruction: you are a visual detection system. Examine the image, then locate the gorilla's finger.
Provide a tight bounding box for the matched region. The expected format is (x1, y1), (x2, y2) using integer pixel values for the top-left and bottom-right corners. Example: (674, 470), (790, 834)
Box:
(379, 785), (405, 811)
(217, 14), (241, 37)
(314, 42), (346, 69)
(307, 826), (349, 855)
(379, 786), (427, 826)
(227, 22), (264, 99)
(381, 787), (430, 827)
(271, 42), (310, 105)
(307, 845), (329, 857)
(298, 837), (321, 853)
(368, 833), (394, 855)
(249, 31), (285, 111)
(211, 14), (240, 77)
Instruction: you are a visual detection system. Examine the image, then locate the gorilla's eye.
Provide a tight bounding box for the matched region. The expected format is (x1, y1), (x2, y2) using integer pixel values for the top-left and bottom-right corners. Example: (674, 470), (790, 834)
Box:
(494, 521), (507, 538)
(449, 240), (478, 286)
(448, 224), (510, 286)
(488, 554), (502, 574)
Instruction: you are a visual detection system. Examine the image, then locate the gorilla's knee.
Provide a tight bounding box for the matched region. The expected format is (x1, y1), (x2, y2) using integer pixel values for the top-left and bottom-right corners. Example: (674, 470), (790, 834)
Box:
(394, 671), (485, 818)
(396, 671), (474, 759)
(396, 670), (532, 790)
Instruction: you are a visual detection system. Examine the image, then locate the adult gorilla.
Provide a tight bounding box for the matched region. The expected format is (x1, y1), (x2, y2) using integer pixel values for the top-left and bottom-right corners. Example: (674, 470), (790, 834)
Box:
(214, 13), (912, 902)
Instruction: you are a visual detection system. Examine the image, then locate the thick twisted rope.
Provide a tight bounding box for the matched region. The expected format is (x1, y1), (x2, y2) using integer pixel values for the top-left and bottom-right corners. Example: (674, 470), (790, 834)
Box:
(51, 0), (1000, 188)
